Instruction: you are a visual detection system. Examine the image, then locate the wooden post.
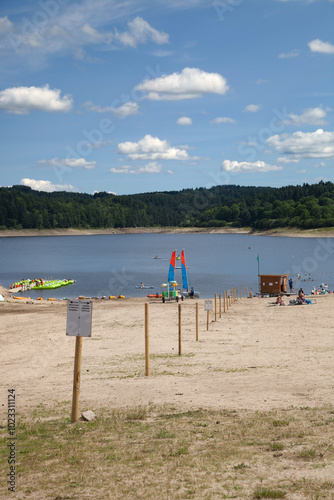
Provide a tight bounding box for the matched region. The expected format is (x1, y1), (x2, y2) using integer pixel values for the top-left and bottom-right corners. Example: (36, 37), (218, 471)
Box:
(237, 286), (238, 300)
(145, 303), (149, 376)
(244, 286), (246, 299)
(247, 287), (249, 298)
(196, 302), (199, 341)
(207, 310), (209, 331)
(178, 303), (182, 356)
(71, 336), (83, 423)
(214, 293), (217, 322)
(226, 291), (229, 311)
(219, 293), (222, 318)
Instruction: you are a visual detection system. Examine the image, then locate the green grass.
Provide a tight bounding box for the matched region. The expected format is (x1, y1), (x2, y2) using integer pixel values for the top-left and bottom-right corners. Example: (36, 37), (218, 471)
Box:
(1, 405), (334, 498)
(253, 487), (286, 498)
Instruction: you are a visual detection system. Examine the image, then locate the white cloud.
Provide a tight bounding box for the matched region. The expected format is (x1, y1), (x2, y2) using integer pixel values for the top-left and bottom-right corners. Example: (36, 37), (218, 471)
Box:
(0, 16), (13, 35)
(84, 101), (139, 117)
(277, 157), (300, 163)
(20, 178), (78, 192)
(267, 129), (334, 159)
(2, 10), (168, 65)
(278, 49), (300, 58)
(0, 85), (72, 114)
(135, 67), (229, 101)
(308, 39), (334, 54)
(110, 161), (162, 174)
(285, 107), (330, 125)
(113, 17), (169, 48)
(222, 160), (283, 173)
(117, 134), (190, 160)
(176, 116), (192, 125)
(244, 104), (261, 113)
(38, 158), (97, 170)
(211, 116), (236, 124)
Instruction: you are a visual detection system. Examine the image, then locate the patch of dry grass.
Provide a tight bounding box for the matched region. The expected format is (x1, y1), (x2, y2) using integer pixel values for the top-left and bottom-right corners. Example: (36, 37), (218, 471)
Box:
(1, 404), (334, 499)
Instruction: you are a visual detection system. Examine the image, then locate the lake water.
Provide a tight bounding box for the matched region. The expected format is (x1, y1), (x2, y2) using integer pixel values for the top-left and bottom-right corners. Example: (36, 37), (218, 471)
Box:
(1, 233), (334, 299)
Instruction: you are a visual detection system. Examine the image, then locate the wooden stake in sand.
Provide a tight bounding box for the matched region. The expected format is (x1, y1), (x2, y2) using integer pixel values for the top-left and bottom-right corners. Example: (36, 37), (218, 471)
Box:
(215, 293), (217, 322)
(178, 303), (182, 355)
(71, 337), (82, 423)
(196, 302), (199, 341)
(219, 293), (222, 318)
(66, 299), (92, 424)
(145, 303), (149, 376)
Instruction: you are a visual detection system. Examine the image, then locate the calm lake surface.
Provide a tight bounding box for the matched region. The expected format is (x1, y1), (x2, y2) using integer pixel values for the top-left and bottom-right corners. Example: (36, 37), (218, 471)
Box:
(1, 233), (334, 299)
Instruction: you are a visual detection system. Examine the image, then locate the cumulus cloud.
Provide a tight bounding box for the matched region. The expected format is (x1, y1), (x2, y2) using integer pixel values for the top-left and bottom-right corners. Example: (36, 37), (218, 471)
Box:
(222, 160), (283, 173)
(135, 67), (229, 101)
(84, 101), (139, 117)
(308, 39), (334, 54)
(20, 178), (78, 192)
(110, 161), (162, 174)
(285, 107), (330, 125)
(176, 116), (192, 125)
(0, 85), (73, 114)
(278, 49), (300, 58)
(267, 129), (334, 159)
(38, 158), (97, 170)
(117, 134), (190, 161)
(244, 104), (261, 113)
(211, 116), (236, 124)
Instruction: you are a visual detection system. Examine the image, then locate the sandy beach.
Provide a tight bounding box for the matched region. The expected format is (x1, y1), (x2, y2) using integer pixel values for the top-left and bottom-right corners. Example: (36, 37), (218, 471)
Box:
(1, 226), (334, 238)
(1, 288), (333, 414)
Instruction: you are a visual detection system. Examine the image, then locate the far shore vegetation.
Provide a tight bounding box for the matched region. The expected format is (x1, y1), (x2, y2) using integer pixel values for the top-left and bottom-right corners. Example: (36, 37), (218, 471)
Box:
(1, 181), (334, 232)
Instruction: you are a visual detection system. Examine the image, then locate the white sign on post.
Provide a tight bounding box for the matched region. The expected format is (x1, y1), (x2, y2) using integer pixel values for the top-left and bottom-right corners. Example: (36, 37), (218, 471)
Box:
(66, 300), (92, 337)
(204, 300), (213, 311)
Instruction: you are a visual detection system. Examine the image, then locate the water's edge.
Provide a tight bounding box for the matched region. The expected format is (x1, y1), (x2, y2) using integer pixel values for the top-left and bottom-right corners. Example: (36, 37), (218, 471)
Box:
(1, 226), (334, 238)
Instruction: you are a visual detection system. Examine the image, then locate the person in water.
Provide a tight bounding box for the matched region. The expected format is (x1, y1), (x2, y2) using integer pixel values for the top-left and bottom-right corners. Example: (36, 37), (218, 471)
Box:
(189, 287), (194, 297)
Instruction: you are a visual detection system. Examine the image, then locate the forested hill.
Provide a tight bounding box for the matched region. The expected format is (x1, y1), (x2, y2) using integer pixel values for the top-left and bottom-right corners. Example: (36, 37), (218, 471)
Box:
(1, 181), (334, 231)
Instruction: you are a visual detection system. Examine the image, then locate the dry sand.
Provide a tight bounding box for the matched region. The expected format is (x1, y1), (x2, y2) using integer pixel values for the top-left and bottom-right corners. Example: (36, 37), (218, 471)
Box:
(1, 288), (333, 415)
(1, 226), (334, 237)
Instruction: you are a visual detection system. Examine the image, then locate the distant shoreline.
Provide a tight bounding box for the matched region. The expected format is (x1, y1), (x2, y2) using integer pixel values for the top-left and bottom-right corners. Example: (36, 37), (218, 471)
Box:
(1, 226), (334, 238)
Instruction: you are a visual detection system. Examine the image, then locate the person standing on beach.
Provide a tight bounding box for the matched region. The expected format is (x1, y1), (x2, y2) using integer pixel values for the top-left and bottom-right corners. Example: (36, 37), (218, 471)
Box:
(288, 278), (293, 293)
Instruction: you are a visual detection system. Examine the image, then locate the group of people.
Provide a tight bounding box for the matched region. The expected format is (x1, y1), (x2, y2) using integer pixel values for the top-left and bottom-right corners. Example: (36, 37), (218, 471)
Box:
(276, 288), (312, 306)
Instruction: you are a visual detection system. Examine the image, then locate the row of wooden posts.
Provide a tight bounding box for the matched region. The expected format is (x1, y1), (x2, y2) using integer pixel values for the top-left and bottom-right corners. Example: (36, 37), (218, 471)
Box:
(71, 286), (249, 422)
(144, 286), (250, 376)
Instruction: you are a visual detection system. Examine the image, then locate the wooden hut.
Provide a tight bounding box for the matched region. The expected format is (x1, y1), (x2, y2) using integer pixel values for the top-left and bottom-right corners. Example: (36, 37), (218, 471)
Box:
(258, 274), (289, 295)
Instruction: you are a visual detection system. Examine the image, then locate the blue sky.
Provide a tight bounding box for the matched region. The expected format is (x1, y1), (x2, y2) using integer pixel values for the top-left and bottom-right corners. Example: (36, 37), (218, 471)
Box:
(0, 0), (333, 195)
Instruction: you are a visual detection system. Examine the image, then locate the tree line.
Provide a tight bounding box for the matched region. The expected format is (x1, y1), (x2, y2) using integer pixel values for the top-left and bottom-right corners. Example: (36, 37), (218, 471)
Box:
(1, 181), (334, 231)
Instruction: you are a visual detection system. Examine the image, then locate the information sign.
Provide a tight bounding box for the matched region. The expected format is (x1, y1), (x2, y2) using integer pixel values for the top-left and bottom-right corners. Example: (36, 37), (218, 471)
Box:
(204, 300), (213, 311)
(66, 300), (92, 337)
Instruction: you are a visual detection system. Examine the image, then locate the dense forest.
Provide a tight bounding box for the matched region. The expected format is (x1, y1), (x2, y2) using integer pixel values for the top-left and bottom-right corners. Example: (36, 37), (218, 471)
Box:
(1, 181), (334, 231)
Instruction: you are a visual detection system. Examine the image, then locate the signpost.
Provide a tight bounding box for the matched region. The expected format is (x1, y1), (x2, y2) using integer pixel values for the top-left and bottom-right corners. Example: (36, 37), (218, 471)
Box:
(66, 300), (92, 423)
(205, 300), (213, 331)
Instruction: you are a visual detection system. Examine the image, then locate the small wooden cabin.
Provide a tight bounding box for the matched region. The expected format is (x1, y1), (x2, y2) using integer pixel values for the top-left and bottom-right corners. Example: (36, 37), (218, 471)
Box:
(258, 274), (289, 295)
